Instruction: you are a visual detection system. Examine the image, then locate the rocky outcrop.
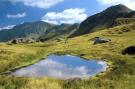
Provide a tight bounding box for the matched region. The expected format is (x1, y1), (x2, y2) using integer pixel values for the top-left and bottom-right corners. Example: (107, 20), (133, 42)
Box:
(90, 37), (111, 44)
(10, 38), (35, 44)
(122, 46), (135, 55)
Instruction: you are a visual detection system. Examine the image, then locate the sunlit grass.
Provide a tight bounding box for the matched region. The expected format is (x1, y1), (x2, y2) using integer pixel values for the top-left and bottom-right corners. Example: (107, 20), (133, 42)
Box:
(0, 22), (135, 89)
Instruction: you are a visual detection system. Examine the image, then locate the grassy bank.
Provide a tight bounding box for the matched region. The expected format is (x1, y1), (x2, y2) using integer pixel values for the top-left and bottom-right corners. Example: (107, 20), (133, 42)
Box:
(0, 23), (135, 89)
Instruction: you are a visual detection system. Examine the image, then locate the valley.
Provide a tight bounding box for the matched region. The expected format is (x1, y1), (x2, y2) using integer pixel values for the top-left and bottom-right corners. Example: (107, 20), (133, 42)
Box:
(0, 21), (135, 89)
(0, 4), (135, 89)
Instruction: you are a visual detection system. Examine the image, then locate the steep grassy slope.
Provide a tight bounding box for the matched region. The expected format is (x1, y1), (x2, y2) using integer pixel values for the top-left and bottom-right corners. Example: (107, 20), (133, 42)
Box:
(70, 4), (134, 37)
(111, 18), (135, 26)
(125, 11), (135, 18)
(0, 22), (135, 89)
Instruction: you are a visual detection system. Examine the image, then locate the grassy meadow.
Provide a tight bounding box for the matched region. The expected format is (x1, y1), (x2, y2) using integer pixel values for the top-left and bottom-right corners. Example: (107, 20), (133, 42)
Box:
(0, 22), (135, 89)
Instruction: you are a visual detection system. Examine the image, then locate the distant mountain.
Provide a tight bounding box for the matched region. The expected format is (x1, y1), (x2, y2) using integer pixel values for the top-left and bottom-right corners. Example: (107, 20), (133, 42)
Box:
(38, 23), (79, 41)
(0, 21), (55, 42)
(69, 4), (135, 37)
(1, 4), (135, 42)
(0, 21), (79, 42)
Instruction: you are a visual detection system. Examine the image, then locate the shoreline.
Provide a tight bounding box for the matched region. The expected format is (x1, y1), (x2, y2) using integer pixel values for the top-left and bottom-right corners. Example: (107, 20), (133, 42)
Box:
(0, 54), (113, 80)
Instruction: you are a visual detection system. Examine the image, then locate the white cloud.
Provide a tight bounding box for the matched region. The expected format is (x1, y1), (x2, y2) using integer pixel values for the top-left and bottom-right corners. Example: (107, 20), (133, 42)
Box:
(97, 0), (135, 10)
(6, 12), (26, 18)
(41, 8), (87, 24)
(11, 55), (108, 79)
(10, 0), (64, 9)
(43, 19), (58, 24)
(0, 25), (15, 30)
(97, 61), (108, 71)
(11, 59), (89, 79)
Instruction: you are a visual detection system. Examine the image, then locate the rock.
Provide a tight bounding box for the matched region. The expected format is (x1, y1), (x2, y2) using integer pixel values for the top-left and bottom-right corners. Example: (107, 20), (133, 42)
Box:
(80, 54), (85, 56)
(10, 38), (35, 44)
(25, 39), (35, 43)
(122, 46), (135, 55)
(37, 38), (48, 42)
(90, 37), (111, 44)
(11, 39), (18, 44)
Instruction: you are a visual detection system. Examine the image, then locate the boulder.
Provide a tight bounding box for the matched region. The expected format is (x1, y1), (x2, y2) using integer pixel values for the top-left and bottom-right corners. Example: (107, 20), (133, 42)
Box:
(11, 39), (18, 44)
(10, 38), (35, 44)
(122, 46), (135, 55)
(36, 38), (48, 42)
(25, 39), (35, 43)
(90, 37), (111, 44)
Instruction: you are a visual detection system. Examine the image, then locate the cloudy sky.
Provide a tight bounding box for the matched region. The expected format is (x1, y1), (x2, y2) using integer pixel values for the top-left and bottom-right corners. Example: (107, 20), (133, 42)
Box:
(0, 0), (135, 29)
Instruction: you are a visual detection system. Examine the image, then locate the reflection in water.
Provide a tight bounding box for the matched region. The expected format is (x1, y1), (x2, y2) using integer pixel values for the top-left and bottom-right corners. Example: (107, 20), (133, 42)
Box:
(11, 55), (108, 79)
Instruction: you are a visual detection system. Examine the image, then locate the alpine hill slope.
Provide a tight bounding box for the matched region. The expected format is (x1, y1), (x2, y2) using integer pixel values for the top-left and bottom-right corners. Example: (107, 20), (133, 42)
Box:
(0, 4), (135, 42)
(0, 20), (135, 89)
(0, 21), (79, 42)
(38, 23), (79, 41)
(0, 4), (135, 89)
(0, 21), (55, 42)
(70, 4), (135, 37)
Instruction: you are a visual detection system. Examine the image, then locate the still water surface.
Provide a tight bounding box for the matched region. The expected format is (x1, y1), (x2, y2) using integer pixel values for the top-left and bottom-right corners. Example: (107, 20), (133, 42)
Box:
(11, 55), (108, 79)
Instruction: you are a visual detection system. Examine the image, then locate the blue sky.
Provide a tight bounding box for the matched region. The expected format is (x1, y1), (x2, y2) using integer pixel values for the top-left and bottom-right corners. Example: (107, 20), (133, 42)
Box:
(0, 0), (135, 29)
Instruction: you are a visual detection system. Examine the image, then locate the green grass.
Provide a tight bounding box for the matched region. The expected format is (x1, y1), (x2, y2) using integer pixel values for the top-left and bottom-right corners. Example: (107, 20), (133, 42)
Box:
(0, 22), (135, 89)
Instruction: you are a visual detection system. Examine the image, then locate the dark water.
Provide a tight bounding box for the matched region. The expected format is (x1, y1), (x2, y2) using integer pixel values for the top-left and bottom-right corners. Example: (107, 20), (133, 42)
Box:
(11, 55), (108, 79)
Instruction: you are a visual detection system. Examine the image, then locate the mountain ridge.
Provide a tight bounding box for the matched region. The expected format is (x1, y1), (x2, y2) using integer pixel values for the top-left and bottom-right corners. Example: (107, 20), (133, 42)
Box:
(0, 4), (135, 42)
(69, 4), (135, 37)
(0, 21), (79, 42)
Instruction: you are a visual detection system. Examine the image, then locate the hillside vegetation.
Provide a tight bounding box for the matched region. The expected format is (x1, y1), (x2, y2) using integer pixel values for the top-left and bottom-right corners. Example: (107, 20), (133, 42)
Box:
(70, 4), (135, 37)
(0, 22), (79, 42)
(0, 5), (135, 43)
(111, 18), (135, 26)
(0, 21), (135, 89)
